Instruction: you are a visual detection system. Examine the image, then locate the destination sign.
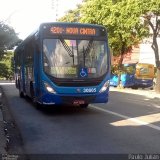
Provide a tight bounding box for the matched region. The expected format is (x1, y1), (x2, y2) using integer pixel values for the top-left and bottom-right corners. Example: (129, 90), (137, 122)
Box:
(50, 26), (97, 36)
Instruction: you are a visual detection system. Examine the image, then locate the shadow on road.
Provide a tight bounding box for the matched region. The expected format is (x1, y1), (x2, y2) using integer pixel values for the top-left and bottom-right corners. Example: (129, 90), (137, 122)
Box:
(1, 84), (160, 154)
(24, 96), (98, 117)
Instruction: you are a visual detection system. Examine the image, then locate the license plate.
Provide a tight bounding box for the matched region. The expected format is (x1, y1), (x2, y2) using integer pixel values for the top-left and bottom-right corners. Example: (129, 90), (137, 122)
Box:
(73, 100), (85, 105)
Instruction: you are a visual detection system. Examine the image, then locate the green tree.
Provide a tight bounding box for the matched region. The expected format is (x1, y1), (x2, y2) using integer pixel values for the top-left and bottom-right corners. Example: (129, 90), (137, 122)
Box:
(128, 0), (160, 92)
(0, 21), (18, 59)
(80, 0), (148, 86)
(59, 0), (160, 90)
(0, 50), (14, 80)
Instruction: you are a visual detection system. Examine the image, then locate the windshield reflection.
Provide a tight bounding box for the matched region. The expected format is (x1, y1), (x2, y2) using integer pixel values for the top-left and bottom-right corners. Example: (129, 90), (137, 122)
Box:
(43, 39), (108, 79)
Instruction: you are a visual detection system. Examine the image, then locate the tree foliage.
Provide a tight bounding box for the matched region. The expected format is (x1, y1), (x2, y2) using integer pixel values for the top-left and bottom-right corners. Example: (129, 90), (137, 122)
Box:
(0, 50), (14, 80)
(0, 22), (20, 79)
(59, 0), (160, 90)
(59, 0), (159, 61)
(0, 21), (19, 59)
(81, 0), (148, 56)
(80, 0), (149, 85)
(129, 0), (160, 67)
(128, 0), (160, 92)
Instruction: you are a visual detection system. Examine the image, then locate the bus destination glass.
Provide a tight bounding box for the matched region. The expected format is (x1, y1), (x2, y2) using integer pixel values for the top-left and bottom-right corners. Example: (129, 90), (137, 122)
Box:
(42, 25), (106, 37)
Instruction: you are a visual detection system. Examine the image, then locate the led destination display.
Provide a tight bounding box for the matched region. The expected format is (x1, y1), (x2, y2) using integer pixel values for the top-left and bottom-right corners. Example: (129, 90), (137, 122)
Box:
(50, 26), (96, 35)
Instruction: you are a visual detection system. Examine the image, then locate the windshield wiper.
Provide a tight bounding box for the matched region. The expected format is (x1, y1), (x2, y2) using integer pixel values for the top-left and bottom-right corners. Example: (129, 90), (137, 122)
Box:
(83, 39), (94, 67)
(59, 38), (74, 65)
(85, 39), (94, 55)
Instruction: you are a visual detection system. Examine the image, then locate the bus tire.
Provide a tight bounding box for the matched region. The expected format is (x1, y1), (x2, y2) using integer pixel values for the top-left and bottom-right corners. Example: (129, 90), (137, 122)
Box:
(18, 81), (24, 98)
(30, 82), (35, 101)
(19, 90), (24, 98)
(30, 83), (43, 109)
(80, 104), (88, 108)
(34, 102), (42, 110)
(131, 86), (138, 90)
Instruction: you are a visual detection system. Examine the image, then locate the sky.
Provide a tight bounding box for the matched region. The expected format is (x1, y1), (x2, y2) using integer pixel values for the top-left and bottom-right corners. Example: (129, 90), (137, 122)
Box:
(0, 0), (82, 39)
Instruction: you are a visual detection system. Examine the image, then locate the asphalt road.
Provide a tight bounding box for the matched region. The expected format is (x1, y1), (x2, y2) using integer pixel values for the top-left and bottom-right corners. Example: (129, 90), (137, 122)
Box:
(1, 83), (160, 156)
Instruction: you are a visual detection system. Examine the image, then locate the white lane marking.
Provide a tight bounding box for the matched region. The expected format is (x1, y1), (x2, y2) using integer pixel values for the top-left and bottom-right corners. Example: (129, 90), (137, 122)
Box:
(152, 104), (160, 108)
(90, 104), (160, 131)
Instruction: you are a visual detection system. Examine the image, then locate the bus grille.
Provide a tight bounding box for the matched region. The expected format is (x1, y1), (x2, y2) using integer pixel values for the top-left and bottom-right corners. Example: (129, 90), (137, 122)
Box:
(54, 81), (101, 87)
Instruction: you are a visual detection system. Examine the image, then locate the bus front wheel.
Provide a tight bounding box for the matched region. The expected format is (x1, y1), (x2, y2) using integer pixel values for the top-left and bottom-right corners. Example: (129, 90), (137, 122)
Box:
(30, 83), (43, 109)
(80, 104), (88, 108)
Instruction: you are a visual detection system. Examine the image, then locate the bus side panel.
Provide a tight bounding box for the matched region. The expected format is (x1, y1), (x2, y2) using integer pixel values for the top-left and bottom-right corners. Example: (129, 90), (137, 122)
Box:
(134, 79), (153, 88)
(20, 54), (26, 94)
(121, 74), (135, 87)
(110, 74), (118, 87)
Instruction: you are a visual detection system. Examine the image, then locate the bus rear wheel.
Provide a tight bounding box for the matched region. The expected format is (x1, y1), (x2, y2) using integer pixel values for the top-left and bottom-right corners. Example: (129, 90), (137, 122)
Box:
(30, 82), (35, 101)
(19, 90), (24, 98)
(18, 85), (25, 98)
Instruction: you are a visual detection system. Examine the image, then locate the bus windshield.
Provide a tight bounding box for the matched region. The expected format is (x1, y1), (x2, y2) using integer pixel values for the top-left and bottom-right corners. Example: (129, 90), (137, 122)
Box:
(43, 38), (108, 79)
(135, 63), (155, 79)
(123, 65), (136, 74)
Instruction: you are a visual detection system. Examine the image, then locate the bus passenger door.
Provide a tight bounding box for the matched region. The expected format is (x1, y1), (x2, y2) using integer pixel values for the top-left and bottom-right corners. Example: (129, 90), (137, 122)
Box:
(24, 42), (34, 96)
(32, 43), (41, 101)
(19, 47), (26, 95)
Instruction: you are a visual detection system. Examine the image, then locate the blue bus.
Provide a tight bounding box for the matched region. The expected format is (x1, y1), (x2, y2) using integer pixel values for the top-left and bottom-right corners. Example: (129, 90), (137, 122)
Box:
(14, 22), (110, 108)
(121, 63), (137, 88)
(110, 63), (154, 89)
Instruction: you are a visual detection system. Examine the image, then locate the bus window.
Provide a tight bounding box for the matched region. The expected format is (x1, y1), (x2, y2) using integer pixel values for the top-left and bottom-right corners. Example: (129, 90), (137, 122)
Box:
(136, 63), (154, 79)
(123, 65), (135, 74)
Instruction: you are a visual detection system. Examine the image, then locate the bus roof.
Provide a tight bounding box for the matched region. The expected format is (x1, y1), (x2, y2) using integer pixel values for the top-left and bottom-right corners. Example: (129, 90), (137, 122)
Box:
(40, 22), (106, 28)
(15, 22), (107, 52)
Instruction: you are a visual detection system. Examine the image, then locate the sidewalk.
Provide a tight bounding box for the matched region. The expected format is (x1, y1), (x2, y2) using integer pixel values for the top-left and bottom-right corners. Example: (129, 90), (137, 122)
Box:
(110, 86), (160, 99)
(0, 88), (6, 154)
(0, 86), (25, 156)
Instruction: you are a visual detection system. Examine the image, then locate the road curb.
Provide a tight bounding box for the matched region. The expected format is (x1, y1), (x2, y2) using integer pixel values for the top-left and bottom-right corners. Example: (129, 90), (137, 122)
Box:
(0, 88), (7, 154)
(0, 86), (28, 159)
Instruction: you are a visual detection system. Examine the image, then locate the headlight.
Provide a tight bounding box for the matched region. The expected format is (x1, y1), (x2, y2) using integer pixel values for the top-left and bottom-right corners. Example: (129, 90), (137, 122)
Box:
(44, 82), (56, 94)
(99, 80), (110, 93)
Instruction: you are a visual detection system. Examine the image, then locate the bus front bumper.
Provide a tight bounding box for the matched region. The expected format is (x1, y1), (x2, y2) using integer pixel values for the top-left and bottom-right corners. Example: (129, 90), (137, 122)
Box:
(38, 91), (109, 105)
